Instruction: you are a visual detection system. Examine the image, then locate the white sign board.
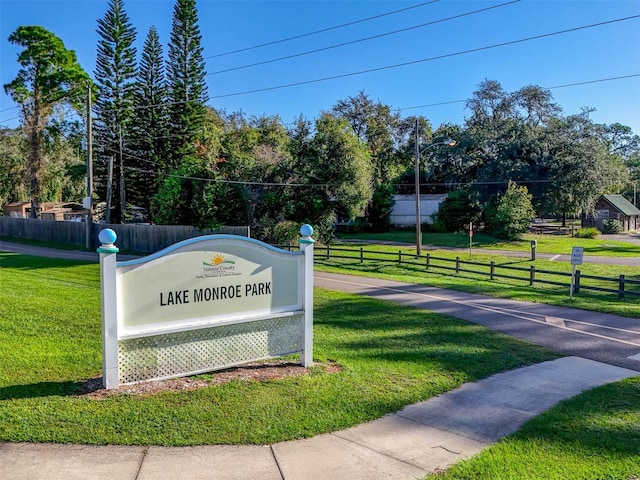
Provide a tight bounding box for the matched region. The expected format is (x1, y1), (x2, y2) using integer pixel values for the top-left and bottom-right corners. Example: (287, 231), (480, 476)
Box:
(116, 238), (303, 336)
(571, 246), (584, 265)
(98, 227), (315, 389)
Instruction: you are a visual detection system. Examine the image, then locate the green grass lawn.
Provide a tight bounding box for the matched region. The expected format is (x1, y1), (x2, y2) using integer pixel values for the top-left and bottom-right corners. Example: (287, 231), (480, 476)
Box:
(338, 230), (640, 257)
(1, 251), (639, 478)
(426, 377), (640, 480)
(0, 252), (559, 445)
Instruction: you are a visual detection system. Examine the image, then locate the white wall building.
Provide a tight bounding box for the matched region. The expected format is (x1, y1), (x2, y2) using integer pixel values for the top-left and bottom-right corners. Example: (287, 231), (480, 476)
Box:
(390, 194), (448, 227)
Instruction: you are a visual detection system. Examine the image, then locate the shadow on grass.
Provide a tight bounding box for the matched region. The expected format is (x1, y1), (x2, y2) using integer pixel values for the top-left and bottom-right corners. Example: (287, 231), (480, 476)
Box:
(0, 252), (93, 270)
(584, 244), (640, 255)
(314, 292), (559, 381)
(0, 380), (82, 400)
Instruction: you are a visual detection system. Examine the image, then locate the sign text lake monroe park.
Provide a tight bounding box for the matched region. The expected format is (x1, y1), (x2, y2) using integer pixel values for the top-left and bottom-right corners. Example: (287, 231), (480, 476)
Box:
(119, 240), (301, 335)
(98, 227), (315, 389)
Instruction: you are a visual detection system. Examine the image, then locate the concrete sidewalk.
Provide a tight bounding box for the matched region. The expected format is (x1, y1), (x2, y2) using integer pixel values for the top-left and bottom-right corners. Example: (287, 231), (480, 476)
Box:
(1, 357), (637, 480)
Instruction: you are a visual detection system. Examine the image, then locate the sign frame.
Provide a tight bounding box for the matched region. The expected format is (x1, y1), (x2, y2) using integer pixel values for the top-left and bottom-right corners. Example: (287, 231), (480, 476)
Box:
(98, 226), (315, 389)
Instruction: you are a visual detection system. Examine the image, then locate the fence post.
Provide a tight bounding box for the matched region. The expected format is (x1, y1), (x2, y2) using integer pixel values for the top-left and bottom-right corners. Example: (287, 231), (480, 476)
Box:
(360, 246), (363, 263)
(426, 253), (431, 270)
(574, 270), (580, 294)
(490, 261), (495, 280)
(619, 275), (625, 300)
(455, 256), (460, 274)
(529, 265), (535, 286)
(326, 244), (330, 260)
(398, 250), (402, 265)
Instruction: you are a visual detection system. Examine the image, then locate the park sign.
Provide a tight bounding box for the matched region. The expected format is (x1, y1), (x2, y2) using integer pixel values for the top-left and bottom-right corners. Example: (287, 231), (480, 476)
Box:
(98, 226), (315, 389)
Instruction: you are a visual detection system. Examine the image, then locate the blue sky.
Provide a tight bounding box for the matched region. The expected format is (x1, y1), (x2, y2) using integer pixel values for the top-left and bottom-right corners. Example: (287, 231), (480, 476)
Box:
(1, 0), (639, 133)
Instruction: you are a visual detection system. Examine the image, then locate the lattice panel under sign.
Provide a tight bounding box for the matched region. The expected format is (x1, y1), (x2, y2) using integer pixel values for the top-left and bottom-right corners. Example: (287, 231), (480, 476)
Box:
(118, 315), (304, 384)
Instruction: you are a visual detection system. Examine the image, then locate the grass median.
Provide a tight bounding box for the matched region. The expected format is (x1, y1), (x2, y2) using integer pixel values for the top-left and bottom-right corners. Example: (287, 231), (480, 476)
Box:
(0, 252), (559, 445)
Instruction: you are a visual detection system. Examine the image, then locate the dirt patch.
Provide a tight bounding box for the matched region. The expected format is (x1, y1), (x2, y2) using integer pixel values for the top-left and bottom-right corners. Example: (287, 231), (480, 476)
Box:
(76, 360), (342, 399)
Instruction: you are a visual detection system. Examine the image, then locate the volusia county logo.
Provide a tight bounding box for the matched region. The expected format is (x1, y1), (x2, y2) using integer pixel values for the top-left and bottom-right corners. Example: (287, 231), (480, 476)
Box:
(202, 254), (238, 278)
(203, 254), (235, 267)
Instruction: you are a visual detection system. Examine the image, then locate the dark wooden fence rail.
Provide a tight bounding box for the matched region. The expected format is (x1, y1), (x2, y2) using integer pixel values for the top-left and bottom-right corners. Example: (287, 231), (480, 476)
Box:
(316, 245), (640, 300)
(0, 217), (249, 254)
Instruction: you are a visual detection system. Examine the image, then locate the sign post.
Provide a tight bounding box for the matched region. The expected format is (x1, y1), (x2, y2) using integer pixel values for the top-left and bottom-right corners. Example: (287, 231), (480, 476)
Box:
(97, 229), (119, 389)
(569, 246), (584, 299)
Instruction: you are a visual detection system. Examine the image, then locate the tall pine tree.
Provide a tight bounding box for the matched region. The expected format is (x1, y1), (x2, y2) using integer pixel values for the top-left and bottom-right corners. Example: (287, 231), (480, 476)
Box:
(93, 0), (137, 223)
(166, 0), (208, 169)
(154, 0), (209, 225)
(130, 25), (168, 220)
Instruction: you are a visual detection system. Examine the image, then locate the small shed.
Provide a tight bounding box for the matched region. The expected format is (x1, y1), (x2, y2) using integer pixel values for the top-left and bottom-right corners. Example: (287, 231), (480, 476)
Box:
(3, 201), (87, 220)
(593, 194), (640, 231)
(390, 194), (448, 227)
(2, 201), (31, 218)
(2, 201), (59, 218)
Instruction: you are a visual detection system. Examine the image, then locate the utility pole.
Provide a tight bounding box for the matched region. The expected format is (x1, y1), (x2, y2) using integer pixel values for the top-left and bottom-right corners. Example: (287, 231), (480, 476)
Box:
(105, 156), (113, 224)
(85, 82), (93, 250)
(414, 118), (422, 255)
(118, 124), (125, 224)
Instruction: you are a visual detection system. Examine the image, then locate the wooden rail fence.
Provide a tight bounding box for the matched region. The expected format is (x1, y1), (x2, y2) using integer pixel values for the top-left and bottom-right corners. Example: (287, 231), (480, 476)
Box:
(314, 245), (640, 300)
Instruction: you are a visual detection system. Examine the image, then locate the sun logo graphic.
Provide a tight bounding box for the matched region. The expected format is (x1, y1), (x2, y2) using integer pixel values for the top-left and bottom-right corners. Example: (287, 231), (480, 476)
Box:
(203, 254), (235, 267)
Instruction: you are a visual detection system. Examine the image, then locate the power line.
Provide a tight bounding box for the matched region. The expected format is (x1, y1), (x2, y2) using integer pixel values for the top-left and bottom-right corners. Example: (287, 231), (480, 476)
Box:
(204, 1), (439, 60)
(124, 164), (560, 189)
(208, 1), (521, 76)
(546, 73), (640, 91)
(0, 79), (89, 114)
(0, 78), (90, 125)
(100, 147), (306, 187)
(210, 15), (640, 99)
(6, 72), (635, 137)
(4, 72), (637, 132)
(399, 73), (640, 112)
(124, 165), (312, 187)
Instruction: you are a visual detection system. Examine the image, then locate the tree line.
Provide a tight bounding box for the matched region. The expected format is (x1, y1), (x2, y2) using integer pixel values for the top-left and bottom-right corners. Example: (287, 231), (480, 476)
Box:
(3, 0), (639, 242)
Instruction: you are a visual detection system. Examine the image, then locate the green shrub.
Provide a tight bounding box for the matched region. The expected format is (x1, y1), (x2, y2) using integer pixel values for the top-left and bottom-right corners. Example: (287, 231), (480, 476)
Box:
(365, 184), (393, 232)
(574, 227), (600, 238)
(273, 220), (301, 245)
(601, 218), (624, 234)
(484, 181), (535, 240)
(432, 189), (482, 233)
